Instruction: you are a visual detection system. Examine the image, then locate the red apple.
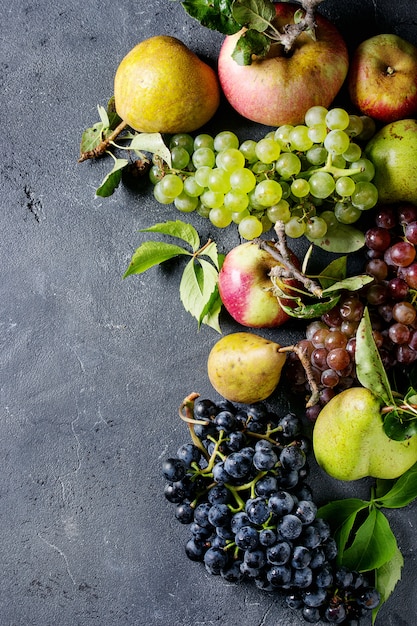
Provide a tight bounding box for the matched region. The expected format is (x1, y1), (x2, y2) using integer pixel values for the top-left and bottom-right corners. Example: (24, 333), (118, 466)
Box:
(218, 241), (297, 328)
(217, 2), (349, 127)
(348, 33), (417, 123)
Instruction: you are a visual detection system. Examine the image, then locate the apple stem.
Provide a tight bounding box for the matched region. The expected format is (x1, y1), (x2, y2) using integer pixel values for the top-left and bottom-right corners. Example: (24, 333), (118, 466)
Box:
(279, 344), (321, 407)
(78, 119), (128, 162)
(267, 0), (325, 52)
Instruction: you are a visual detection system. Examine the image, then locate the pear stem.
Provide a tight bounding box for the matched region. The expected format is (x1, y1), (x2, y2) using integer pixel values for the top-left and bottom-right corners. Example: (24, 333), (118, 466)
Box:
(78, 119), (128, 162)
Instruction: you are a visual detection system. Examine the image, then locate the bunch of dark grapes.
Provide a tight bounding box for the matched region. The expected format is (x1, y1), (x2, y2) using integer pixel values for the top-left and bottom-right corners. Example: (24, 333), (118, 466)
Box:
(162, 395), (380, 624)
(286, 202), (417, 421)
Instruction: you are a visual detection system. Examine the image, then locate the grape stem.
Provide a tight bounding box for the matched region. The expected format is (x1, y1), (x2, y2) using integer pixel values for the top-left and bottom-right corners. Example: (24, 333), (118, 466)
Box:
(78, 119), (128, 162)
(279, 344), (321, 407)
(313, 152), (363, 179)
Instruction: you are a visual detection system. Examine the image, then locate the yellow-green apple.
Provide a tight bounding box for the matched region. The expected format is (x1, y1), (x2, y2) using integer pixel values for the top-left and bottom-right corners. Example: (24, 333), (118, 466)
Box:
(348, 33), (417, 123)
(217, 2), (349, 126)
(218, 242), (297, 328)
(365, 118), (417, 203)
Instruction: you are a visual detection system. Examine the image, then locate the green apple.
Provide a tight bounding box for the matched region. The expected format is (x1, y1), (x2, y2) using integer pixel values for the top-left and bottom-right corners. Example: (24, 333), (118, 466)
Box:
(365, 118), (417, 203)
(313, 387), (417, 480)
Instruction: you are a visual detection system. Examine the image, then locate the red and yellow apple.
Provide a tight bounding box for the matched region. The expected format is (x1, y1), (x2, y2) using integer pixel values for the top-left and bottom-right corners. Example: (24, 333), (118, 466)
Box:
(348, 33), (417, 123)
(218, 241), (297, 328)
(217, 2), (349, 127)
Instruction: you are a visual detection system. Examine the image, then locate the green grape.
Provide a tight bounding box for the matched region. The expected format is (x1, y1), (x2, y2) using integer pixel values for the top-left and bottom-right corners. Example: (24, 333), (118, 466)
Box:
(183, 176), (204, 197)
(174, 192), (199, 213)
(194, 133), (215, 150)
(214, 131), (239, 152)
(357, 116), (377, 141)
(238, 215), (263, 240)
(335, 176), (356, 197)
(304, 105), (328, 126)
(279, 180), (291, 199)
(320, 209), (338, 228)
(274, 124), (294, 148)
(275, 152), (301, 178)
(349, 158), (375, 182)
(171, 146), (190, 170)
(194, 166), (212, 187)
(346, 115), (364, 137)
(169, 133), (194, 154)
(261, 214), (273, 233)
(200, 189), (225, 209)
(255, 137), (281, 163)
(149, 164), (165, 184)
(285, 217), (306, 238)
(332, 154), (347, 169)
(305, 146), (327, 166)
(229, 167), (256, 193)
(207, 168), (231, 193)
(254, 179), (282, 207)
(325, 107), (350, 130)
(216, 148), (246, 172)
(192, 147), (216, 169)
(305, 216), (328, 239)
(289, 125), (313, 151)
(307, 124), (327, 144)
(224, 190), (249, 212)
(267, 199), (291, 223)
(239, 139), (258, 163)
(159, 173), (184, 198)
(291, 178), (310, 198)
(197, 204), (211, 218)
(209, 206), (233, 228)
(232, 208), (250, 223)
(342, 142), (362, 163)
(308, 171), (335, 199)
(248, 188), (266, 210)
(252, 161), (271, 175)
(324, 129), (350, 155)
(334, 201), (362, 224)
(153, 181), (174, 205)
(351, 181), (378, 210)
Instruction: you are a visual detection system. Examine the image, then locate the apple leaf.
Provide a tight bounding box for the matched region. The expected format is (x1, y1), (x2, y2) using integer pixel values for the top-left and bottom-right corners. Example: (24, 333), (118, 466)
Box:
(231, 29), (270, 65)
(139, 220), (200, 252)
(306, 223), (365, 253)
(180, 0), (241, 35)
(123, 241), (190, 277)
(355, 308), (395, 408)
(373, 547), (404, 624)
(95, 158), (129, 197)
(231, 0), (276, 32)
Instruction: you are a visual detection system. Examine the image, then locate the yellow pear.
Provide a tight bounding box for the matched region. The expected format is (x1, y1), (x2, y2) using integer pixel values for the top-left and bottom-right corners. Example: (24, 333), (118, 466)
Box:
(207, 332), (286, 404)
(114, 35), (220, 133)
(313, 387), (417, 480)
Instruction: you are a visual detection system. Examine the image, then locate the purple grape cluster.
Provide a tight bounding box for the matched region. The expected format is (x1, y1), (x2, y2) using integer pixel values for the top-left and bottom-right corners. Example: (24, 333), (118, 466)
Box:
(162, 396), (380, 624)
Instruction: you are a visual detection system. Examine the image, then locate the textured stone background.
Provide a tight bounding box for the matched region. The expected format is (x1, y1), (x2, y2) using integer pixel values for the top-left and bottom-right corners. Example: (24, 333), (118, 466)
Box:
(1, 1), (416, 624)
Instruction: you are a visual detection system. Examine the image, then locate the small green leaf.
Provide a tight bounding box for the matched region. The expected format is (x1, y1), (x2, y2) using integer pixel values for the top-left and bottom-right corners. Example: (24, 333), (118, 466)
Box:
(341, 507), (398, 572)
(200, 241), (221, 269)
(231, 29), (270, 65)
(199, 288), (222, 333)
(375, 462), (417, 508)
(130, 133), (172, 167)
(232, 0), (276, 31)
(140, 220), (200, 251)
(96, 158), (129, 197)
(179, 258), (219, 323)
(317, 255), (347, 289)
(181, 0), (241, 35)
(355, 308), (395, 407)
(321, 274), (374, 295)
(97, 104), (110, 127)
(80, 122), (105, 154)
(373, 547), (403, 623)
(307, 223), (365, 253)
(383, 410), (417, 440)
(107, 96), (122, 129)
(318, 498), (369, 530)
(278, 294), (341, 319)
(123, 241), (190, 278)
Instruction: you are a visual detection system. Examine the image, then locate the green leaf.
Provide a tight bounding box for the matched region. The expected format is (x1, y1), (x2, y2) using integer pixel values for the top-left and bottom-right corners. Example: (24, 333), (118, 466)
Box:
(317, 255), (347, 289)
(130, 133), (172, 167)
(356, 308), (395, 407)
(278, 294), (341, 319)
(318, 498), (369, 530)
(321, 274), (374, 295)
(375, 462), (417, 508)
(231, 0), (276, 31)
(106, 96), (122, 129)
(231, 29), (270, 65)
(95, 158), (129, 197)
(140, 220), (200, 251)
(307, 223), (365, 253)
(179, 257), (219, 323)
(341, 507), (398, 572)
(200, 241), (221, 269)
(80, 122), (105, 154)
(181, 0), (241, 35)
(373, 547), (403, 623)
(383, 410), (417, 440)
(123, 241), (190, 278)
(199, 288), (222, 333)
(97, 104), (110, 128)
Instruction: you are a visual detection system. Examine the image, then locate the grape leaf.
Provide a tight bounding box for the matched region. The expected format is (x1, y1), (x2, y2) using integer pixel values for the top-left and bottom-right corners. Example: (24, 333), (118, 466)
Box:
(140, 220), (200, 252)
(199, 287), (222, 333)
(355, 308), (395, 407)
(179, 257), (219, 324)
(180, 0), (241, 35)
(130, 133), (172, 167)
(95, 158), (129, 197)
(123, 241), (190, 277)
(341, 507), (398, 572)
(373, 547), (404, 624)
(231, 0), (276, 31)
(200, 241), (221, 269)
(375, 462), (417, 509)
(231, 30), (270, 65)
(307, 223), (365, 253)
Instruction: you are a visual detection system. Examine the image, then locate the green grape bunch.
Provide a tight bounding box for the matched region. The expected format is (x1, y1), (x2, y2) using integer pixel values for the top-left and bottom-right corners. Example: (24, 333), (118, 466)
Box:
(149, 105), (378, 245)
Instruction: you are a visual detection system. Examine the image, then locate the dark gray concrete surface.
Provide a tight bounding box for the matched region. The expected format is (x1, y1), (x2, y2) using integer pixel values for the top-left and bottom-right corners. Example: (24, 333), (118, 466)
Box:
(1, 1), (416, 624)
